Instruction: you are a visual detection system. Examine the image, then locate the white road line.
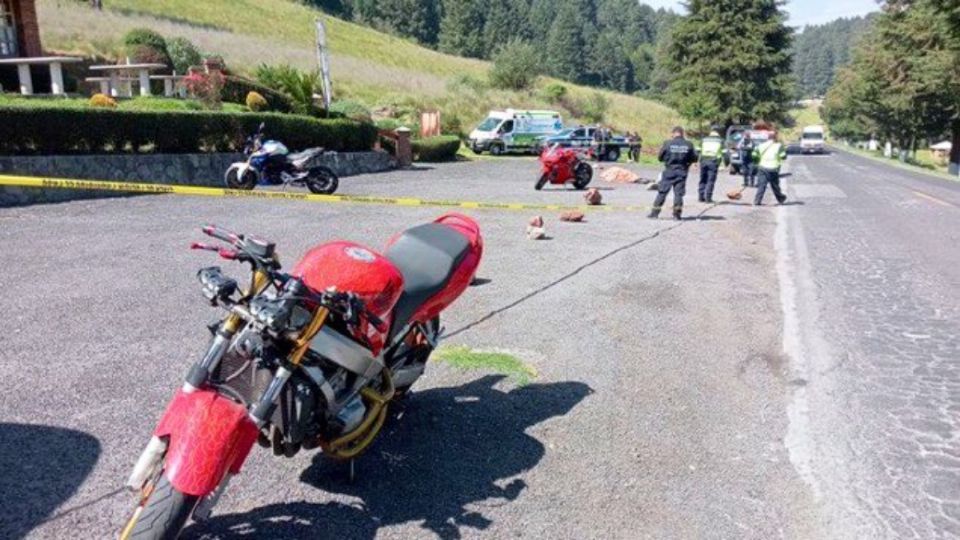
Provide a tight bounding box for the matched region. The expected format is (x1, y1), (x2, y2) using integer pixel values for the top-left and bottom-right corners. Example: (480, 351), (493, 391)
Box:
(776, 204), (821, 499)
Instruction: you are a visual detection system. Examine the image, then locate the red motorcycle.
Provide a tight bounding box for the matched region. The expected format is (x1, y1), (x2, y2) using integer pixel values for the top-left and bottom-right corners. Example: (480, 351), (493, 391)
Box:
(535, 143), (593, 191)
(120, 214), (482, 539)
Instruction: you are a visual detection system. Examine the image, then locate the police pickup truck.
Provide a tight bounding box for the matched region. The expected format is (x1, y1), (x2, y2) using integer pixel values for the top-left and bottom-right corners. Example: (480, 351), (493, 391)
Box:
(536, 126), (630, 162)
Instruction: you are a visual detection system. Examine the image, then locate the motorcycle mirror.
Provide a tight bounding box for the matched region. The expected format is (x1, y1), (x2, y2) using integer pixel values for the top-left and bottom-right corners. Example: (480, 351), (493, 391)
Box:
(258, 122), (266, 133)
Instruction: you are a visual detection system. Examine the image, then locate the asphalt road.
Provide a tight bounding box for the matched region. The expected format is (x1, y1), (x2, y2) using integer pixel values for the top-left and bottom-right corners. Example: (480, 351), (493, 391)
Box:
(0, 152), (954, 539)
(776, 148), (960, 538)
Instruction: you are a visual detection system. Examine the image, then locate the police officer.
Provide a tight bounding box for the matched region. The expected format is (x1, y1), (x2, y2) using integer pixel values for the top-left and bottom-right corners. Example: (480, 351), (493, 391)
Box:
(698, 129), (724, 203)
(649, 126), (698, 220)
(752, 132), (789, 205)
(739, 132), (756, 187)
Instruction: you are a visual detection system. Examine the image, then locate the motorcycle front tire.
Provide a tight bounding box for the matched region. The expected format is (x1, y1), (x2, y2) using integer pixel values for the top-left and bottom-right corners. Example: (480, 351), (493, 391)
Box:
(306, 166), (339, 195)
(224, 166), (257, 190)
(120, 475), (199, 540)
(535, 173), (550, 191)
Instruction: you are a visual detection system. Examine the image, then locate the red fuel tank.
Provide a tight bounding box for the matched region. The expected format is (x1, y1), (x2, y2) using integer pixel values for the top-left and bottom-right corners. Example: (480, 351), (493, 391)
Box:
(291, 241), (403, 354)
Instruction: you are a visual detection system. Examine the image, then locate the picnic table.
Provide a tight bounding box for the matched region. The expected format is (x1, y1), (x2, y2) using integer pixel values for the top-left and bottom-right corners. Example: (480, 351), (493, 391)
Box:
(88, 63), (166, 97)
(0, 56), (83, 95)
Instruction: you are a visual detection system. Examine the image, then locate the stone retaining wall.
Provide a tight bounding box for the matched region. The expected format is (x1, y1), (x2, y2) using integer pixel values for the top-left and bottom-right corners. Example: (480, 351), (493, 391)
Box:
(0, 151), (396, 207)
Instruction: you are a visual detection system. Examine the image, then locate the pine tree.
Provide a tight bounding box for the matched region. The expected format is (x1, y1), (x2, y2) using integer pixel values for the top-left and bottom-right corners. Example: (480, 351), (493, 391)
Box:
(658, 0), (794, 125)
(483, 0), (525, 55)
(545, 1), (586, 83)
(438, 0), (486, 58)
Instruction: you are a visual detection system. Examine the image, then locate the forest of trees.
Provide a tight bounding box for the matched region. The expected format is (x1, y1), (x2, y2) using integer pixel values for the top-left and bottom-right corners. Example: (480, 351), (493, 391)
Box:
(791, 15), (874, 98)
(822, 0), (960, 172)
(304, 0), (678, 93)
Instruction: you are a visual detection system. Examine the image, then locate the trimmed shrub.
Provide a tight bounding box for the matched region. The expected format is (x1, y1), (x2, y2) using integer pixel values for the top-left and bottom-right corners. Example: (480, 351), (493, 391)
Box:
(89, 93), (117, 108)
(245, 91), (268, 112)
(0, 107), (378, 155)
(489, 39), (541, 91)
(123, 28), (170, 67)
(411, 135), (461, 162)
(221, 75), (292, 112)
(167, 37), (202, 74)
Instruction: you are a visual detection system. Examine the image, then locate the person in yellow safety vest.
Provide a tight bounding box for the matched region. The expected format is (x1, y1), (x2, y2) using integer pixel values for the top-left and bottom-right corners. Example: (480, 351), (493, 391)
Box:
(751, 132), (789, 205)
(698, 129), (725, 203)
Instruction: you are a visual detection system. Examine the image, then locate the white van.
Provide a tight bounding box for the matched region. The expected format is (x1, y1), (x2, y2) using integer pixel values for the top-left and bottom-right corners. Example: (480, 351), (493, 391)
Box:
(800, 125), (826, 154)
(468, 109), (564, 155)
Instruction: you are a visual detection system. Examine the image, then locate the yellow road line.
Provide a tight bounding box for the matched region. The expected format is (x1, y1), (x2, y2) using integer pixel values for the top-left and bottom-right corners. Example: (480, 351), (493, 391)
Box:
(0, 174), (659, 212)
(911, 190), (956, 208)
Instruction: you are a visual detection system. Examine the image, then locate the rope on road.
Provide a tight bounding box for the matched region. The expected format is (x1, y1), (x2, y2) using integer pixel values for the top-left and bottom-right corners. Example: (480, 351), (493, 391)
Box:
(0, 174), (656, 212)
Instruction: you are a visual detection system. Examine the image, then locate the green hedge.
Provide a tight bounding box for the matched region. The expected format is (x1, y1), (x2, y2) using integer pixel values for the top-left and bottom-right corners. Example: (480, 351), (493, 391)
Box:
(412, 135), (461, 162)
(0, 107), (378, 155)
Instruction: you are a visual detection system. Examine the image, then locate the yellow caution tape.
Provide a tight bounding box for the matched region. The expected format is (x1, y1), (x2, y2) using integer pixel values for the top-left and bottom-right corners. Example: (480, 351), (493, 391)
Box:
(0, 174), (655, 212)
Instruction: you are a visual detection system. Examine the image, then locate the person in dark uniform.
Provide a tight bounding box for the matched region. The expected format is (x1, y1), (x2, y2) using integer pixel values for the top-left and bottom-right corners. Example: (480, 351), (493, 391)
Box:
(649, 126), (698, 220)
(739, 132), (757, 187)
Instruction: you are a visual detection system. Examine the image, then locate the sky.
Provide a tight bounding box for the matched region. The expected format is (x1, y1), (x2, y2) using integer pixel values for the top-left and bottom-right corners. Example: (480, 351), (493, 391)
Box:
(642, 0), (879, 27)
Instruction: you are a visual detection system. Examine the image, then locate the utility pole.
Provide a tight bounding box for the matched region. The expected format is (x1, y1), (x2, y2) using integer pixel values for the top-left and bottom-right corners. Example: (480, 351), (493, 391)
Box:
(315, 18), (333, 113)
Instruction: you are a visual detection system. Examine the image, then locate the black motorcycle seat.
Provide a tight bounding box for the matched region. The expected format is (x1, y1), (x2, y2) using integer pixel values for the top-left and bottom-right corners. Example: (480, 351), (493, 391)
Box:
(385, 223), (470, 338)
(287, 148), (323, 166)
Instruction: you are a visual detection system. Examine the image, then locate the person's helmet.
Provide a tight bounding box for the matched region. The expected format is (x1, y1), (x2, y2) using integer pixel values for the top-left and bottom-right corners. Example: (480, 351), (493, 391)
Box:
(709, 130), (720, 137)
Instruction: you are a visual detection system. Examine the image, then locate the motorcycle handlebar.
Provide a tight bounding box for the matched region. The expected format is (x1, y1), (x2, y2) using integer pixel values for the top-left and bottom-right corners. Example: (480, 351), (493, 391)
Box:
(202, 224), (240, 245)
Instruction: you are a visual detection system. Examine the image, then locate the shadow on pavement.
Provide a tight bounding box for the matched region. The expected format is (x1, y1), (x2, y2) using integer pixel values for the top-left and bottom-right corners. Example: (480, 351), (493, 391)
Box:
(0, 423), (101, 539)
(185, 375), (591, 540)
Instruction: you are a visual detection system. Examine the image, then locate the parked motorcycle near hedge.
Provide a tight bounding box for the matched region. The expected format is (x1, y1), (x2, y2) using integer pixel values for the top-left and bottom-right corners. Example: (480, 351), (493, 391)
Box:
(224, 123), (339, 194)
(535, 143), (593, 190)
(120, 215), (483, 539)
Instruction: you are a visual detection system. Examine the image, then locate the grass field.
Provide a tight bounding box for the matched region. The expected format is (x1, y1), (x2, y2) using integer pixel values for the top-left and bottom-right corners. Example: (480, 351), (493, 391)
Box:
(783, 102), (825, 142)
(37, 0), (681, 144)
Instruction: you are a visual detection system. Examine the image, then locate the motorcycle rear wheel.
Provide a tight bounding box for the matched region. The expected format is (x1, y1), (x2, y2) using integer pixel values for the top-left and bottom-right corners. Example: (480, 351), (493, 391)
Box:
(224, 167), (257, 190)
(120, 475), (199, 540)
(306, 166), (339, 195)
(573, 162), (593, 190)
(535, 173), (550, 191)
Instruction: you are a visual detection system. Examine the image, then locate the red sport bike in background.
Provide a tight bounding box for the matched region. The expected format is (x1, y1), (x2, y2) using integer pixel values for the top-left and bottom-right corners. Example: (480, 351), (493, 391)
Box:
(120, 214), (483, 539)
(535, 143), (593, 191)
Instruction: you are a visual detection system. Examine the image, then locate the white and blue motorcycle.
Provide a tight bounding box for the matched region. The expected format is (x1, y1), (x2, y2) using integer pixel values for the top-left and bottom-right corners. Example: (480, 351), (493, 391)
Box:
(224, 123), (339, 194)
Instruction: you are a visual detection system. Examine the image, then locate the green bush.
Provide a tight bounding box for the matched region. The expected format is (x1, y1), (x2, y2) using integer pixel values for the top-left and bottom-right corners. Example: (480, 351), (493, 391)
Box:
(0, 107), (377, 155)
(221, 75), (293, 112)
(411, 135), (461, 162)
(123, 28), (170, 67)
(254, 64), (322, 115)
(167, 37), (202, 74)
(489, 39), (541, 91)
(579, 92), (610, 123)
(541, 83), (567, 103)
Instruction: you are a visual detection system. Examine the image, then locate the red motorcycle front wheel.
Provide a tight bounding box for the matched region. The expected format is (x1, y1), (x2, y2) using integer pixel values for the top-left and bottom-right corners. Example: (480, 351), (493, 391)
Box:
(535, 173), (550, 191)
(120, 475), (199, 540)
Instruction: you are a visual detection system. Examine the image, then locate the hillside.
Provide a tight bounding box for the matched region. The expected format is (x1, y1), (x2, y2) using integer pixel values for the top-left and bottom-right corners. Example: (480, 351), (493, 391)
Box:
(791, 15), (874, 98)
(39, 0), (681, 145)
